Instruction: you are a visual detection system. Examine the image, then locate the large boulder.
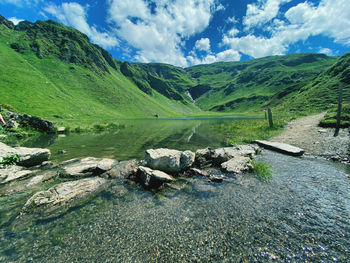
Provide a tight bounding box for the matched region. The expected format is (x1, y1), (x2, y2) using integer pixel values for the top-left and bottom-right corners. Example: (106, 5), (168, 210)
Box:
(136, 166), (175, 188)
(21, 177), (108, 215)
(0, 142), (50, 167)
(59, 157), (116, 177)
(145, 148), (195, 173)
(194, 147), (213, 167)
(221, 156), (253, 174)
(102, 159), (139, 179)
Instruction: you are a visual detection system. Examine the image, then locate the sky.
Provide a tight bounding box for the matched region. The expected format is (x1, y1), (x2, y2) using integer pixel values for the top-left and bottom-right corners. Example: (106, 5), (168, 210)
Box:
(1, 0), (349, 67)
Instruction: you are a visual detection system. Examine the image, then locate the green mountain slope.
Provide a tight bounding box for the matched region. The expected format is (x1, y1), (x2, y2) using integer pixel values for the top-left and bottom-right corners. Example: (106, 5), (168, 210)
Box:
(185, 54), (338, 112)
(0, 16), (198, 124)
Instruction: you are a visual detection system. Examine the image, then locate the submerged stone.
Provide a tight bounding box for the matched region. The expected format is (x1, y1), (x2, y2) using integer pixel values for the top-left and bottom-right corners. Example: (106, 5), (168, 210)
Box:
(21, 177), (108, 215)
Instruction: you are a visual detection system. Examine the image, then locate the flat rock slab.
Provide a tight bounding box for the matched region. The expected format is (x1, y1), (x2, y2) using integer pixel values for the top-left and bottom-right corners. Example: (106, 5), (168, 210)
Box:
(137, 166), (175, 188)
(255, 140), (305, 156)
(22, 177), (107, 215)
(221, 156), (252, 174)
(59, 157), (116, 177)
(0, 165), (35, 184)
(0, 142), (50, 167)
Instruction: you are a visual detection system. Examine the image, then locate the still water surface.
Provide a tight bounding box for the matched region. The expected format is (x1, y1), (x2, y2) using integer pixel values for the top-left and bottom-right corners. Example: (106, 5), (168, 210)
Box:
(1, 118), (349, 262)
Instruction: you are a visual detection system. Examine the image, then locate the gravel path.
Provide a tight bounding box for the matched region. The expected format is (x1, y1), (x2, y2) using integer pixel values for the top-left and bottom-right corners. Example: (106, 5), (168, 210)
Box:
(270, 112), (349, 163)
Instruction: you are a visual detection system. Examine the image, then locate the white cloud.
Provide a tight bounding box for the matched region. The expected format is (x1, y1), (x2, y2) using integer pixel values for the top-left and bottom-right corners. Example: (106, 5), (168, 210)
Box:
(107, 0), (217, 67)
(44, 2), (118, 49)
(8, 17), (24, 25)
(195, 38), (211, 52)
(187, 49), (240, 65)
(216, 4), (225, 12)
(244, 0), (291, 29)
(1, 0), (43, 7)
(223, 0), (350, 59)
(319, 48), (334, 56)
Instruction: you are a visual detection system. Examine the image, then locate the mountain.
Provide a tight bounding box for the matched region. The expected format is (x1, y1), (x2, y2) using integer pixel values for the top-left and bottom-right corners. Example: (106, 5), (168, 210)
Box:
(0, 16), (198, 125)
(0, 15), (348, 125)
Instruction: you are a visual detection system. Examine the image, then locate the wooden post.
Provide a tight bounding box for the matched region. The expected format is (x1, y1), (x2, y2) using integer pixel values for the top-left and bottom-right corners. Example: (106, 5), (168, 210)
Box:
(264, 110), (267, 120)
(268, 108), (273, 128)
(334, 84), (343, 137)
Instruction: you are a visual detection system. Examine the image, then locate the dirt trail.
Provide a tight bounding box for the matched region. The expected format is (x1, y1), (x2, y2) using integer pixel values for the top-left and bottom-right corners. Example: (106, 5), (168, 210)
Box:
(269, 112), (349, 162)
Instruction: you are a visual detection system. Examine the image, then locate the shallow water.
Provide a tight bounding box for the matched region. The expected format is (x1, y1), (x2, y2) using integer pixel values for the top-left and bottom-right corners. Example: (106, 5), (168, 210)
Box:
(22, 117), (258, 162)
(1, 151), (349, 262)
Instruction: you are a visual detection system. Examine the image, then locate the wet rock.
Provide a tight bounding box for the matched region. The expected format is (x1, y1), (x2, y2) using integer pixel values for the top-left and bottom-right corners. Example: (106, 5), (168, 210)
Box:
(136, 166), (175, 188)
(221, 156), (253, 174)
(212, 145), (257, 164)
(21, 177), (108, 215)
(18, 114), (56, 133)
(209, 174), (227, 183)
(145, 148), (195, 173)
(189, 168), (209, 177)
(59, 158), (79, 167)
(59, 157), (116, 178)
(0, 165), (34, 184)
(0, 142), (51, 167)
(195, 147), (213, 167)
(103, 159), (139, 179)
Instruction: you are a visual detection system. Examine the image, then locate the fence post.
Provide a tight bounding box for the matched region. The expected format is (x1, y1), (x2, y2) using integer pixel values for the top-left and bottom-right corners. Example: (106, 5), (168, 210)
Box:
(268, 108), (273, 128)
(334, 84), (343, 137)
(264, 110), (267, 120)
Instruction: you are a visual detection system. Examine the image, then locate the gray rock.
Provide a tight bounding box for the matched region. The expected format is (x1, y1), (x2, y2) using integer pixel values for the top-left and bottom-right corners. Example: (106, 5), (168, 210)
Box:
(255, 140), (305, 156)
(189, 168), (209, 177)
(180, 150), (195, 169)
(103, 159), (139, 179)
(0, 165), (35, 184)
(145, 148), (195, 173)
(21, 177), (107, 215)
(137, 166), (175, 188)
(209, 174), (227, 183)
(221, 156), (253, 174)
(59, 157), (116, 178)
(195, 147), (212, 167)
(57, 127), (66, 133)
(0, 142), (50, 167)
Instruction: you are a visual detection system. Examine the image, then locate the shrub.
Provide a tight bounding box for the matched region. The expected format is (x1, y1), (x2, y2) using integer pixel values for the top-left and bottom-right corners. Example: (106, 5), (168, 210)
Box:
(0, 154), (20, 167)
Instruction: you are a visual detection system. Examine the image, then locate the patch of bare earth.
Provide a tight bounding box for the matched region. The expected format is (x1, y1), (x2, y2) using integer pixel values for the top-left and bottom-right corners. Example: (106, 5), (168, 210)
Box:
(269, 112), (349, 163)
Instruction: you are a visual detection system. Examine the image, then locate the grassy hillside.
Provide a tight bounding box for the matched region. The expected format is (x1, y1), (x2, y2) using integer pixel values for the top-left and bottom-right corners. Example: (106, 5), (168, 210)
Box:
(185, 54), (338, 113)
(0, 18), (198, 125)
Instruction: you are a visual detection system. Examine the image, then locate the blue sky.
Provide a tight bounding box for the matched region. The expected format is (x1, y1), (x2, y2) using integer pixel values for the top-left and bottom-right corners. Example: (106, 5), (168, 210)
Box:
(1, 0), (349, 67)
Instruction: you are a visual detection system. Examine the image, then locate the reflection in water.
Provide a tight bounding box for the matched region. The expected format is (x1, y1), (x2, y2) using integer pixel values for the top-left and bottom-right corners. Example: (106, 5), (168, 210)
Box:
(25, 117), (253, 163)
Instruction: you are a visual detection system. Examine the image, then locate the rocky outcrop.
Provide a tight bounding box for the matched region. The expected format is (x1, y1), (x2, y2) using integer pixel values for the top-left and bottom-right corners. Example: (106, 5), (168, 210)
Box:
(21, 177), (108, 215)
(0, 142), (50, 167)
(102, 159), (139, 179)
(136, 166), (175, 188)
(5, 111), (57, 133)
(221, 156), (253, 174)
(59, 157), (116, 178)
(145, 148), (195, 173)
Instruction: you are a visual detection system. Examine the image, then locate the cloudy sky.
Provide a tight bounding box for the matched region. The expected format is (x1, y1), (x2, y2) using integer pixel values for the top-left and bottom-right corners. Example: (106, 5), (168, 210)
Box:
(1, 0), (349, 67)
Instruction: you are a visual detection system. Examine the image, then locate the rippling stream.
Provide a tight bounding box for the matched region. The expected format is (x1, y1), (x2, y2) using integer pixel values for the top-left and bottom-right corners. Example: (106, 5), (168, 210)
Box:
(1, 150), (349, 262)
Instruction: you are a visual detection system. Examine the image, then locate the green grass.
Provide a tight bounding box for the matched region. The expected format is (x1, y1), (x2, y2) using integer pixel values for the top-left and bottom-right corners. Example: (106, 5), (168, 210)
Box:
(213, 118), (287, 145)
(251, 161), (273, 181)
(319, 104), (350, 128)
